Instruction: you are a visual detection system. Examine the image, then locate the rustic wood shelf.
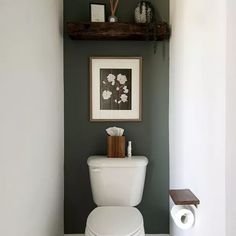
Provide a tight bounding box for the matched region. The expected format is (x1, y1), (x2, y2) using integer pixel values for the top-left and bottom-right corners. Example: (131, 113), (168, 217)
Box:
(169, 189), (200, 207)
(67, 22), (170, 41)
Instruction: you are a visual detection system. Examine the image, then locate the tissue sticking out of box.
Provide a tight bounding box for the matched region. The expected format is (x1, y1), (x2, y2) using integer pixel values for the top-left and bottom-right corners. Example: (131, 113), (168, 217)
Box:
(106, 127), (124, 136)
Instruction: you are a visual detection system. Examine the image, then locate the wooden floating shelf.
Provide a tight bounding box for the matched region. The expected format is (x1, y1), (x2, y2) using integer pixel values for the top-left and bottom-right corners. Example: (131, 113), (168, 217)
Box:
(67, 22), (170, 41)
(169, 189), (200, 207)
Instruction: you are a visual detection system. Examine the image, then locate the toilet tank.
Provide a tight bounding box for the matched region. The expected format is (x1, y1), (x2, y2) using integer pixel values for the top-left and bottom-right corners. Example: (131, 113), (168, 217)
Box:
(87, 156), (148, 206)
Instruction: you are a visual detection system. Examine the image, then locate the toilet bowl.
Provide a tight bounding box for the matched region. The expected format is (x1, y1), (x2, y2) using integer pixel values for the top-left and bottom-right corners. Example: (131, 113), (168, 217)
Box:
(85, 206), (145, 236)
(86, 156), (148, 236)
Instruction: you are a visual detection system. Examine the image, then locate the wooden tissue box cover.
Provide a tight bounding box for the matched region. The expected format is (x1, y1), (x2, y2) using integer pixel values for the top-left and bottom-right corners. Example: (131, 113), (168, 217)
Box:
(107, 136), (125, 158)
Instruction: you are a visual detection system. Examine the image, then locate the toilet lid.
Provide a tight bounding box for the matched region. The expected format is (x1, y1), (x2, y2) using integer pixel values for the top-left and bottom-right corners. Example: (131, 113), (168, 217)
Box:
(86, 206), (143, 236)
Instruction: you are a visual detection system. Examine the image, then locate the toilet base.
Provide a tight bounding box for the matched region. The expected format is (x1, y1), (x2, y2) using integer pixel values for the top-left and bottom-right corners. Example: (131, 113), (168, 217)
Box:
(85, 225), (145, 236)
(85, 206), (145, 236)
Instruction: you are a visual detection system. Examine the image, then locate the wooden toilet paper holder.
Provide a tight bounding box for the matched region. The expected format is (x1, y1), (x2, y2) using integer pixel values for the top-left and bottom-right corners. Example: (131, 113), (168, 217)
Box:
(169, 189), (200, 208)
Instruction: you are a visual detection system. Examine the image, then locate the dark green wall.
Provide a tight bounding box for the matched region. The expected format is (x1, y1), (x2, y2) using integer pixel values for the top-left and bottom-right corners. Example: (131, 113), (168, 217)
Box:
(64, 0), (169, 234)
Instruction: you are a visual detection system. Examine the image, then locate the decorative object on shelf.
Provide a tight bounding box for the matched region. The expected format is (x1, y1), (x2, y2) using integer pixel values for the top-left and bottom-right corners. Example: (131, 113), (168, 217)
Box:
(134, 0), (154, 23)
(108, 0), (119, 22)
(134, 0), (159, 53)
(90, 3), (106, 22)
(108, 15), (118, 22)
(90, 57), (142, 121)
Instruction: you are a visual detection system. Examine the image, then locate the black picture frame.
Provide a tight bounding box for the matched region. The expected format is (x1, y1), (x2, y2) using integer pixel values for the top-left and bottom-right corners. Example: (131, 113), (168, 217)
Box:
(90, 3), (106, 22)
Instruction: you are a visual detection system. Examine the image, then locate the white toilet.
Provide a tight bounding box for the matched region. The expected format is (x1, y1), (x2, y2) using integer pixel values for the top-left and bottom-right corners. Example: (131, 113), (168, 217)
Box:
(86, 155), (148, 236)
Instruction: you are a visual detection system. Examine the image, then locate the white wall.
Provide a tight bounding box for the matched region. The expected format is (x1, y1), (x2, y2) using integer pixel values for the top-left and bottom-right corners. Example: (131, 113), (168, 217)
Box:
(226, 0), (236, 235)
(0, 0), (64, 235)
(169, 0), (226, 235)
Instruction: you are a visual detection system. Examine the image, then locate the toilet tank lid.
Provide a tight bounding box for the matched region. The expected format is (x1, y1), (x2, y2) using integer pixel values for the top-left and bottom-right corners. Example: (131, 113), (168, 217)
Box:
(87, 156), (148, 167)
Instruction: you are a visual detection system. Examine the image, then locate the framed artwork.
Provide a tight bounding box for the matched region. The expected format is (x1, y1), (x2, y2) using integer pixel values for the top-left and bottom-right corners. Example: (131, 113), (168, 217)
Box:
(90, 3), (106, 22)
(90, 57), (142, 121)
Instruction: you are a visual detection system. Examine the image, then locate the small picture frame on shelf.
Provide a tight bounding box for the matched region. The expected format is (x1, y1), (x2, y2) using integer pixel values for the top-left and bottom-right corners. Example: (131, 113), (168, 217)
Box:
(90, 3), (106, 22)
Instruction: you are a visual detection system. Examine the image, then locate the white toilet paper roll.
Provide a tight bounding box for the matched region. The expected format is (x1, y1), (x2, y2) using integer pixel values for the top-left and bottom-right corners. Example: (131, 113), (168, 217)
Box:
(171, 205), (195, 230)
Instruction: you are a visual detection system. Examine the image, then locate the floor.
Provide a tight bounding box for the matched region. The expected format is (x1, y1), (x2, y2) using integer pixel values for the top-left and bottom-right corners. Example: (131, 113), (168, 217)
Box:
(65, 234), (169, 236)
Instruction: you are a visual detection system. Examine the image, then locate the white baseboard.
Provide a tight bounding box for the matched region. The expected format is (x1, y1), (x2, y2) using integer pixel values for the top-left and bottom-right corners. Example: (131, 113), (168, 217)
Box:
(65, 234), (169, 236)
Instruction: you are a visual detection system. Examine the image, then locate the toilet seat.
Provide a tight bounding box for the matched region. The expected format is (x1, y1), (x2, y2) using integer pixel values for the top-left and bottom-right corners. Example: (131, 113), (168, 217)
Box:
(85, 206), (145, 236)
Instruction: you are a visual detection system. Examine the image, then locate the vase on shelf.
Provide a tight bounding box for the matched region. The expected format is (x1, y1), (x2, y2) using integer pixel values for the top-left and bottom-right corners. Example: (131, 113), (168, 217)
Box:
(108, 15), (118, 22)
(109, 0), (119, 22)
(134, 0), (154, 24)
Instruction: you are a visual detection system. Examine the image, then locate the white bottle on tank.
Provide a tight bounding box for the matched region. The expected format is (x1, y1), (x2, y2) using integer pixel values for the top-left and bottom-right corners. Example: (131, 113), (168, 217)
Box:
(127, 141), (132, 157)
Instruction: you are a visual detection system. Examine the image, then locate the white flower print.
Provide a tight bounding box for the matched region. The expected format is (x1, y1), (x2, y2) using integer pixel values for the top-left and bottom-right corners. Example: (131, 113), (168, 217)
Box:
(102, 90), (112, 100)
(116, 87), (120, 91)
(107, 74), (116, 86)
(117, 74), (127, 85)
(120, 94), (128, 103)
(115, 99), (121, 104)
(123, 85), (129, 94)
